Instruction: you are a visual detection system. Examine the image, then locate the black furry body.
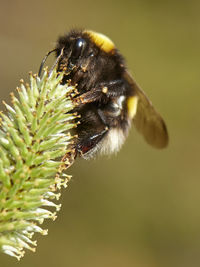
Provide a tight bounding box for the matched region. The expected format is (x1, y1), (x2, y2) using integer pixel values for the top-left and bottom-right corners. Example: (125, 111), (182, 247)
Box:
(54, 29), (168, 158)
(56, 30), (135, 158)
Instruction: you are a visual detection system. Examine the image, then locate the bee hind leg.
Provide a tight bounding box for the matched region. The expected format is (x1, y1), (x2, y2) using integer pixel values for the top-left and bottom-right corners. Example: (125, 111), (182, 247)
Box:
(76, 127), (109, 158)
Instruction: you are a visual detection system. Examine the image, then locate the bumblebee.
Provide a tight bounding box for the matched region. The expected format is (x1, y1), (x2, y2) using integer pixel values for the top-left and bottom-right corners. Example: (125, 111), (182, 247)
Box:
(43, 29), (168, 159)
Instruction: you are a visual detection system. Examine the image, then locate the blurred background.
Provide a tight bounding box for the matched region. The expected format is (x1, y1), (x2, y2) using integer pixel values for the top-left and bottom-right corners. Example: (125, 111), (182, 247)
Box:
(0, 0), (200, 266)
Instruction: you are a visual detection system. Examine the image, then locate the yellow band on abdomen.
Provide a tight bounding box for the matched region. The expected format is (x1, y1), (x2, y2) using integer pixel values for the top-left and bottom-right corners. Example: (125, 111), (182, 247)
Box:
(127, 96), (138, 119)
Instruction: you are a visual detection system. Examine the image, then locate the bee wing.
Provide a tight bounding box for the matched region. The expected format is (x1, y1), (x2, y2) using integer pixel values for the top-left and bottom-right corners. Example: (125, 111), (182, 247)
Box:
(124, 71), (169, 149)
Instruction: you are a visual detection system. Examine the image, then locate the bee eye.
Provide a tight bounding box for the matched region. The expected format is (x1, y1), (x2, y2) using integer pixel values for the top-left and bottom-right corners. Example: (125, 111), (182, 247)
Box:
(72, 38), (87, 59)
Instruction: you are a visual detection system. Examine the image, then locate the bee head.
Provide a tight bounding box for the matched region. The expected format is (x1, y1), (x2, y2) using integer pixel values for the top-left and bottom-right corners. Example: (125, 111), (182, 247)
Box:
(56, 31), (88, 70)
(56, 30), (119, 72)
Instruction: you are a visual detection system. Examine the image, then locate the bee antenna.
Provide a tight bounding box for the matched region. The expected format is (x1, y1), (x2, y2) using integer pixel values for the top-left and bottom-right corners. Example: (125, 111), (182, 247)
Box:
(38, 48), (57, 77)
(49, 47), (65, 76)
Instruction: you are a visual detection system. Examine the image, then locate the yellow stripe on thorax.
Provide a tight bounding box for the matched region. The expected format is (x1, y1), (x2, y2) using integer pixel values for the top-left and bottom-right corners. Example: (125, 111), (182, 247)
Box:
(84, 30), (115, 53)
(127, 96), (138, 119)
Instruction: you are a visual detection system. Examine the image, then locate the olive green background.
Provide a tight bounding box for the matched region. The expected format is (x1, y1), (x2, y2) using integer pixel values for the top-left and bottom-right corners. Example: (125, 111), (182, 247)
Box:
(0, 0), (200, 266)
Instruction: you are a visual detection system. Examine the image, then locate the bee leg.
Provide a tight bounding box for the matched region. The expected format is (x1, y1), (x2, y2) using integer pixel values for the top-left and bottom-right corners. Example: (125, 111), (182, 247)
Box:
(74, 80), (127, 105)
(76, 127), (109, 156)
(74, 88), (101, 104)
(99, 80), (127, 97)
(60, 150), (76, 170)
